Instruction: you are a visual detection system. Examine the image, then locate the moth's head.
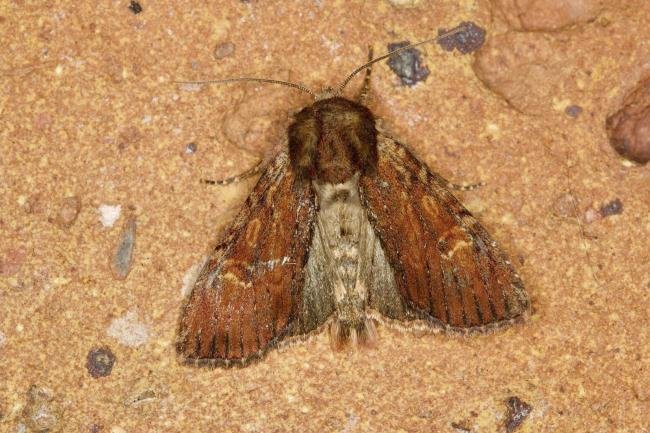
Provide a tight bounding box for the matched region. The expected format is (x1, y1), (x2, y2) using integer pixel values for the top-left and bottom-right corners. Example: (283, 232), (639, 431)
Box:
(176, 25), (473, 186)
(288, 96), (377, 184)
(315, 86), (338, 101)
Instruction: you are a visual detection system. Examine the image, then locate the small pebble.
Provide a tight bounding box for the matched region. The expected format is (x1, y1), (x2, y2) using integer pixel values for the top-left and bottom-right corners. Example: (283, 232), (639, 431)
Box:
(213, 42), (235, 60)
(56, 196), (81, 228)
(437, 21), (486, 54)
(504, 396), (532, 433)
(565, 105), (583, 118)
(128, 1), (142, 14)
(599, 198), (623, 217)
(22, 386), (61, 433)
(86, 347), (117, 378)
(98, 204), (121, 228)
(111, 216), (136, 280)
(185, 142), (197, 154)
(386, 41), (429, 86)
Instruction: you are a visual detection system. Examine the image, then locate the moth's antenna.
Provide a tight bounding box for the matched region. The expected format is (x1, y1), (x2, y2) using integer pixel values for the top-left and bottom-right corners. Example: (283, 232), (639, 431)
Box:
(337, 22), (472, 94)
(175, 77), (315, 97)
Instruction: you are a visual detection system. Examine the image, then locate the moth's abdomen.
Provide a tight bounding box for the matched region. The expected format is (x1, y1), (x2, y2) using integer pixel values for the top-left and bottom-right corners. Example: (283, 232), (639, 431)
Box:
(288, 97), (378, 184)
(329, 316), (378, 351)
(311, 175), (379, 350)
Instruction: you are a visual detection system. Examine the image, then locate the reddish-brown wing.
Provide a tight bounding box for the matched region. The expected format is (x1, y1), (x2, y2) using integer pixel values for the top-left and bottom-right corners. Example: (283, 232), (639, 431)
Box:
(359, 135), (529, 331)
(177, 152), (316, 366)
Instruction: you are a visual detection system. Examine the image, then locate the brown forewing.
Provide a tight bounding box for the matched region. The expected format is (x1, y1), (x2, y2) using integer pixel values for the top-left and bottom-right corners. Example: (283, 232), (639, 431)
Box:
(359, 134), (529, 330)
(177, 152), (316, 366)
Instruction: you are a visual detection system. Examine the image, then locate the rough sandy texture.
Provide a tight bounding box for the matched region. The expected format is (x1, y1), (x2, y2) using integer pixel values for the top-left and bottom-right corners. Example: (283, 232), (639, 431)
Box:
(1, 1), (648, 432)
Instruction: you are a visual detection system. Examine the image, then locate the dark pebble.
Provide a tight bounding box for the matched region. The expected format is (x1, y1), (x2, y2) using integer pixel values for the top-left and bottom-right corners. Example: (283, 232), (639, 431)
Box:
(86, 347), (116, 378)
(565, 105), (583, 118)
(386, 41), (429, 86)
(437, 21), (486, 54)
(600, 198), (623, 217)
(185, 142), (197, 154)
(128, 1), (143, 14)
(504, 396), (532, 432)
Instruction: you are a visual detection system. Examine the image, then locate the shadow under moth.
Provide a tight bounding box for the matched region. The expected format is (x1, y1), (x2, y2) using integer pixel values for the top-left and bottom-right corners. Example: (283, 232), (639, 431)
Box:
(176, 24), (530, 367)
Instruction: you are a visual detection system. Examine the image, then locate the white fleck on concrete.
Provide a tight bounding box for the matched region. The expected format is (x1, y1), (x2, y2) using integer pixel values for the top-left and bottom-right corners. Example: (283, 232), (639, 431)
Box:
(107, 311), (151, 347)
(98, 204), (121, 228)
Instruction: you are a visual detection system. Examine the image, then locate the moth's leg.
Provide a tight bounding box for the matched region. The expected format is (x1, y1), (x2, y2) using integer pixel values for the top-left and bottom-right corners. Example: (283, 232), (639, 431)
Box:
(202, 159), (265, 186)
(446, 181), (485, 191)
(356, 46), (374, 105)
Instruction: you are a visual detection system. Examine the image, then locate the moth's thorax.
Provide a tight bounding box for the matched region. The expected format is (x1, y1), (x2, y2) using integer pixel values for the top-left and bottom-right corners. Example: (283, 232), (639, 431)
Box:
(288, 96), (377, 184)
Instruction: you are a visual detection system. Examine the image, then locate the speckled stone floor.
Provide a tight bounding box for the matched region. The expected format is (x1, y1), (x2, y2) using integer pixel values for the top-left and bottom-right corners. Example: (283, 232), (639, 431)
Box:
(1, 1), (648, 432)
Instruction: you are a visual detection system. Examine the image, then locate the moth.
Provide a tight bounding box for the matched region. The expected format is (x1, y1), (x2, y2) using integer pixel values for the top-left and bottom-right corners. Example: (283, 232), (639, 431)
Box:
(176, 25), (530, 367)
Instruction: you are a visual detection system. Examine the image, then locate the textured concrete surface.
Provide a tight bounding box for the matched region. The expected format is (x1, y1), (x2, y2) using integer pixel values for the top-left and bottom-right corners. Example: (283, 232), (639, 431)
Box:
(1, 1), (648, 432)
